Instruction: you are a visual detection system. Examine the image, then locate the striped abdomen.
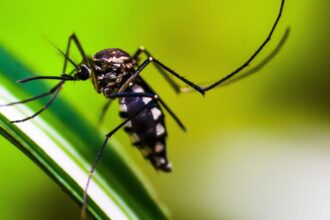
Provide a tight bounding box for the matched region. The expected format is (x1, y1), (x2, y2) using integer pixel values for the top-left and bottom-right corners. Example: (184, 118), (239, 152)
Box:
(119, 83), (172, 172)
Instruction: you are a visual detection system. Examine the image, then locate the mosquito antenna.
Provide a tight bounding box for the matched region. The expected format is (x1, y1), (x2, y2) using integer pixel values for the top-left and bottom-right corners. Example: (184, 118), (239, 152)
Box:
(42, 34), (78, 68)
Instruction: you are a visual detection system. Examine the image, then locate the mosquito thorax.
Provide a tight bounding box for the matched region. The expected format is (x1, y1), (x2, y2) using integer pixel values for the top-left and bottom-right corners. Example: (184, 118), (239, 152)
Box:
(92, 48), (136, 96)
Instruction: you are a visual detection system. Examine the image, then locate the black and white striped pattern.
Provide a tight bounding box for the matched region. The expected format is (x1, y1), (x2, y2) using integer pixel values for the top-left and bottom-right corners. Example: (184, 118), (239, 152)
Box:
(119, 83), (172, 172)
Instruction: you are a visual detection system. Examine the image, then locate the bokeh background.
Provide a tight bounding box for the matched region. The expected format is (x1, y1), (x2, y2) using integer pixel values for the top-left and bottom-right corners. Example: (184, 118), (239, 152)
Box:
(0, 0), (329, 219)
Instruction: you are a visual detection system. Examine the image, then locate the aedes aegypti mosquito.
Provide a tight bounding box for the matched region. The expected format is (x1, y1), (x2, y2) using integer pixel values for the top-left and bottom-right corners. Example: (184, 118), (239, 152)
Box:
(1, 0), (286, 215)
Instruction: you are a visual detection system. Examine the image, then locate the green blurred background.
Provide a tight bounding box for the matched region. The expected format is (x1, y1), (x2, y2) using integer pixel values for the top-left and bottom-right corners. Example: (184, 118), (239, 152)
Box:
(0, 0), (329, 219)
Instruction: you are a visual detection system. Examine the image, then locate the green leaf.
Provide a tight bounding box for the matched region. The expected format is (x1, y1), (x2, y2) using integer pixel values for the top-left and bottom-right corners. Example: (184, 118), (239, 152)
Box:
(0, 47), (168, 220)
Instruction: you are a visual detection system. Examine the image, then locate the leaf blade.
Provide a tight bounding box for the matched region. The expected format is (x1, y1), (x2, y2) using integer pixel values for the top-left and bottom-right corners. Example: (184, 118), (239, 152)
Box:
(0, 47), (168, 220)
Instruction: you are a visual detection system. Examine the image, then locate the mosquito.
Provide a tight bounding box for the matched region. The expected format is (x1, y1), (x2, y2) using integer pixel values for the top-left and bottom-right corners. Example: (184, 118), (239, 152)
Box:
(0, 0), (286, 216)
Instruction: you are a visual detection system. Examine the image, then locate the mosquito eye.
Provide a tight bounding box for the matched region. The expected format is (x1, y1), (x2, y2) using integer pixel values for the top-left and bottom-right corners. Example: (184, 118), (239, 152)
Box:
(77, 65), (91, 80)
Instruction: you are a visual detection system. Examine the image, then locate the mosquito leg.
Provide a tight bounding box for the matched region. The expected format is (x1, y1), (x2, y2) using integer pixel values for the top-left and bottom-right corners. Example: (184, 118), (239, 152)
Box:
(0, 83), (61, 107)
(132, 0), (285, 95)
(1, 67), (78, 108)
(99, 86), (186, 131)
(63, 33), (89, 73)
(107, 92), (156, 99)
(111, 55), (187, 130)
(42, 35), (78, 72)
(223, 27), (290, 86)
(149, 58), (205, 94)
(4, 61), (75, 123)
(180, 27), (291, 92)
(64, 34), (101, 91)
(7, 34), (88, 122)
(119, 55), (201, 95)
(133, 47), (181, 93)
(201, 0), (285, 92)
(10, 82), (63, 123)
(138, 76), (186, 131)
(17, 75), (75, 83)
(158, 98), (186, 131)
(97, 100), (112, 126)
(97, 92), (156, 126)
(82, 97), (156, 217)
(117, 58), (153, 93)
(6, 35), (83, 121)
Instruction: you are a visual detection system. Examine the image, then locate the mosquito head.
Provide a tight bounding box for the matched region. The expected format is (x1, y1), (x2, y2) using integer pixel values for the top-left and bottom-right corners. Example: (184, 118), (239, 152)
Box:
(74, 64), (91, 80)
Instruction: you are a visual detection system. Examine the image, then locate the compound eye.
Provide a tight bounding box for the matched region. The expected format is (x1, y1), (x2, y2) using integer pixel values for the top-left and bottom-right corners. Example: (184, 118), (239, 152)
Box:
(77, 64), (91, 80)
